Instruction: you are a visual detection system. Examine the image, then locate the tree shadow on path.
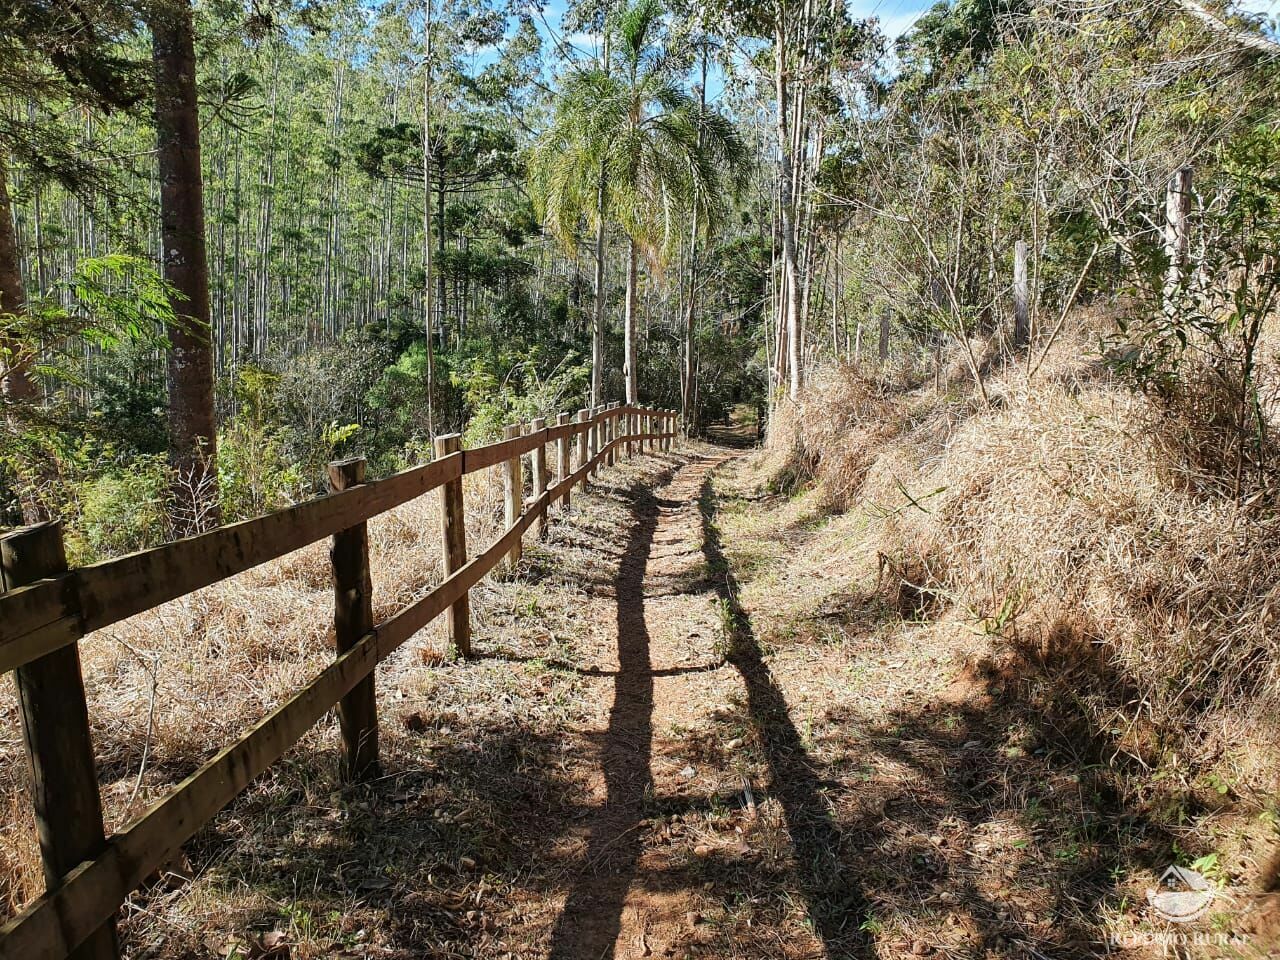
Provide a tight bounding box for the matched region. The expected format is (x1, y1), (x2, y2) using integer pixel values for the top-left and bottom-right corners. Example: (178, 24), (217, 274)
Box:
(547, 479), (661, 960)
(698, 469), (874, 959)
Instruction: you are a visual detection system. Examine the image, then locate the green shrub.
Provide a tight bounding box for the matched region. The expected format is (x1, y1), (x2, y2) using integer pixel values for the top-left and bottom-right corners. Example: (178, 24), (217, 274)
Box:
(66, 456), (170, 563)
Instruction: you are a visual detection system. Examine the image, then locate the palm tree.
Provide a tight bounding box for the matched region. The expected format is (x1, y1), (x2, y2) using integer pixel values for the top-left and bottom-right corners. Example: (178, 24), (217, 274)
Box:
(531, 0), (744, 406)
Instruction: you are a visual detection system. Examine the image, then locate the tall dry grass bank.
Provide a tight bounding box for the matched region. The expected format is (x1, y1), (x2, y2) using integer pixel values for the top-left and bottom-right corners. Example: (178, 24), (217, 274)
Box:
(759, 314), (1280, 812)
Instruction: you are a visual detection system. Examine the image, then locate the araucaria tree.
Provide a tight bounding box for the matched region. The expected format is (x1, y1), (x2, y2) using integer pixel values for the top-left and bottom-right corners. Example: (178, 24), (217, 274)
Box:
(150, 0), (220, 532)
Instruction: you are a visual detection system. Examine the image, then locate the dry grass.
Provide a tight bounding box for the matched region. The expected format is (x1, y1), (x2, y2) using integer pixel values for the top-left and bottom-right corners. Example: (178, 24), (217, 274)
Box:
(0, 459), (572, 928)
(760, 316), (1280, 803)
(722, 312), (1280, 955)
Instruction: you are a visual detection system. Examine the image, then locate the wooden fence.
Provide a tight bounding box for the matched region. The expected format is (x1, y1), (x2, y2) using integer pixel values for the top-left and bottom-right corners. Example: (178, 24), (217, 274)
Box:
(0, 402), (678, 960)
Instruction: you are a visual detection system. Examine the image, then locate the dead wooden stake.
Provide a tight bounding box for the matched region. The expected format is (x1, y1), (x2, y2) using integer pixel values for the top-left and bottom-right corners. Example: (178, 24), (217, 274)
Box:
(503, 423), (523, 569)
(878, 308), (890, 364)
(3, 522), (120, 960)
(328, 458), (379, 780)
(433, 433), (471, 658)
(530, 417), (548, 537)
(1164, 164), (1193, 310)
(1013, 239), (1030, 347)
(556, 412), (571, 509)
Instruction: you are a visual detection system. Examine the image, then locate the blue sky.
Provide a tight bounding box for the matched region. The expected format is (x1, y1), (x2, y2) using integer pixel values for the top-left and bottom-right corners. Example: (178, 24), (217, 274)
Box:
(528, 0), (938, 62)
(476, 0), (1279, 86)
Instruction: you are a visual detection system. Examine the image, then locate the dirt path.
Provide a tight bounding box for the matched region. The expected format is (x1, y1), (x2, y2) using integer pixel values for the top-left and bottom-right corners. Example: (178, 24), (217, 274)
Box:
(133, 439), (1268, 959)
(549, 451), (736, 959)
(546, 447), (874, 959)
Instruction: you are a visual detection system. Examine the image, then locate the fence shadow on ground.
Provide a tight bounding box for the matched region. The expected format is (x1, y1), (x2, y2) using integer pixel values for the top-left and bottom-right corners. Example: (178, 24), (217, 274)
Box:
(697, 472), (876, 958)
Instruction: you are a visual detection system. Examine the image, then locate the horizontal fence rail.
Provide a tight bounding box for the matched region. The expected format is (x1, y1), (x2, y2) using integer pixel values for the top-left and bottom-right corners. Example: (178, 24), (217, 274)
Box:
(0, 404), (679, 960)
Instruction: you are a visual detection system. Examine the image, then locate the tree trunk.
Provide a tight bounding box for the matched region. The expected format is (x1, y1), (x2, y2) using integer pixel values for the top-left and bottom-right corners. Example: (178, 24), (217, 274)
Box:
(0, 153), (42, 523)
(681, 204), (698, 435)
(774, 33), (803, 401)
(591, 168), (607, 408)
(421, 0), (435, 438)
(0, 154), (34, 408)
(1164, 165), (1192, 311)
(624, 236), (638, 403)
(152, 0), (220, 532)
(1012, 239), (1030, 346)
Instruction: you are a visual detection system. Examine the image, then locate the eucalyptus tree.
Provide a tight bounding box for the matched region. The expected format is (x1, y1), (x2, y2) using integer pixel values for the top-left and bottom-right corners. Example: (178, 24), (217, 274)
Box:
(531, 0), (745, 405)
(701, 0), (874, 402)
(0, 0), (149, 520)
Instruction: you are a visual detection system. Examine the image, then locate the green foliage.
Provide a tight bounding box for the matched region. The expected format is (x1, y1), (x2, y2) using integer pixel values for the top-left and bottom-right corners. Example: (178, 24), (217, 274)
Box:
(530, 0), (747, 257)
(217, 366), (305, 520)
(1107, 124), (1280, 498)
(364, 341), (443, 457)
(84, 341), (168, 458)
(1, 254), (173, 397)
(454, 351), (590, 446)
(68, 456), (171, 564)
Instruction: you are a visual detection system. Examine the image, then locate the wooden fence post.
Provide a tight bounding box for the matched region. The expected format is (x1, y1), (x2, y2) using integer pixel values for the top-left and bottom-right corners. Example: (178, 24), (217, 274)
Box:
(556, 412), (571, 509)
(433, 433), (471, 658)
(2, 522), (119, 960)
(604, 403), (616, 467)
(577, 408), (590, 491)
(1013, 239), (1030, 347)
(586, 407), (598, 476)
(530, 417), (548, 538)
(664, 410), (673, 452)
(596, 407), (606, 471)
(327, 458), (379, 780)
(645, 408), (654, 452)
(606, 401), (616, 465)
(503, 423), (523, 568)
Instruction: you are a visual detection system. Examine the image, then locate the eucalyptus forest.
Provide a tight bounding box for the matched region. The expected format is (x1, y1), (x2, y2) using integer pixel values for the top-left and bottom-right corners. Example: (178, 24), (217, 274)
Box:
(2, 0), (1280, 956)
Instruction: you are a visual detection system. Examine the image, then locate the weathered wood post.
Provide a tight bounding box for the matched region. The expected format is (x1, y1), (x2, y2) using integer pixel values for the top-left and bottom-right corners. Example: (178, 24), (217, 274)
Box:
(1164, 164), (1192, 310)
(434, 433), (471, 657)
(503, 423), (523, 568)
(664, 410), (673, 452)
(596, 407), (607, 474)
(2, 522), (119, 960)
(645, 407), (654, 452)
(878, 308), (890, 364)
(587, 407), (600, 476)
(577, 408), (591, 492)
(556, 412), (572, 509)
(530, 417), (548, 538)
(1013, 239), (1030, 347)
(604, 403), (616, 467)
(612, 402), (623, 462)
(328, 458), (379, 780)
